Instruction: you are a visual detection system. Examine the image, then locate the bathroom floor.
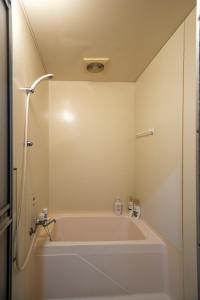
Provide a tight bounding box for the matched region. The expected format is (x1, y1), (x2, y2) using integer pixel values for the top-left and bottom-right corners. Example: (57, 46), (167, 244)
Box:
(44, 293), (171, 300)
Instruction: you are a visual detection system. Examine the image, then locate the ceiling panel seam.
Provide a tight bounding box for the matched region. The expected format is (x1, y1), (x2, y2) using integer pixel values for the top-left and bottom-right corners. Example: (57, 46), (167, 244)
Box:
(18, 0), (47, 73)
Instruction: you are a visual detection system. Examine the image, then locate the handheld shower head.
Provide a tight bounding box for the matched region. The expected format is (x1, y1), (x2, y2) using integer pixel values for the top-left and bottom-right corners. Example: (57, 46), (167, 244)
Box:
(30, 74), (54, 92)
(20, 73), (54, 94)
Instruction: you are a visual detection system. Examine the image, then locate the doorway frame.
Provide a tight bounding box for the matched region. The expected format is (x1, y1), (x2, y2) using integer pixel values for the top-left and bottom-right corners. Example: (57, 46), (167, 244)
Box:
(0, 0), (13, 299)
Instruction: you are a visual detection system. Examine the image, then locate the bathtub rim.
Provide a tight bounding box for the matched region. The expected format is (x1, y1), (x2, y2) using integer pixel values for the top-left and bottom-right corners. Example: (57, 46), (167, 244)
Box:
(36, 213), (165, 248)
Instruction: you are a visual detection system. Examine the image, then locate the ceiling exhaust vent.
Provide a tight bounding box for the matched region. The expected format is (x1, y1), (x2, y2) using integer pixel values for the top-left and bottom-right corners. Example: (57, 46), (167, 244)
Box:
(83, 58), (110, 73)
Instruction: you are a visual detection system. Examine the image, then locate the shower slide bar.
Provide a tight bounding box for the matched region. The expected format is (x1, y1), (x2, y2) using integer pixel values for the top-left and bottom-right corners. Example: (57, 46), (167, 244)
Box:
(136, 128), (155, 138)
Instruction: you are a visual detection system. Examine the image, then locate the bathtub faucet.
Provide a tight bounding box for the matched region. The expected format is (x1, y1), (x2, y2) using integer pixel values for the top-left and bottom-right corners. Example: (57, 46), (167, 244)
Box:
(29, 218), (56, 236)
(42, 218), (56, 227)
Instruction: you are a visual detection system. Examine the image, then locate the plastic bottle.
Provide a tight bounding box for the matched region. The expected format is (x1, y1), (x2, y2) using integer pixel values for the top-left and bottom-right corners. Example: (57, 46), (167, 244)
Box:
(42, 208), (48, 220)
(133, 200), (141, 219)
(127, 196), (134, 216)
(114, 197), (123, 216)
(38, 212), (45, 221)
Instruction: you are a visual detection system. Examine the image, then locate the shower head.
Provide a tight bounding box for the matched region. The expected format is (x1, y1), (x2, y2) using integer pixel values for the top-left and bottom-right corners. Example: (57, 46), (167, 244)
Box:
(30, 74), (54, 92)
(20, 73), (54, 94)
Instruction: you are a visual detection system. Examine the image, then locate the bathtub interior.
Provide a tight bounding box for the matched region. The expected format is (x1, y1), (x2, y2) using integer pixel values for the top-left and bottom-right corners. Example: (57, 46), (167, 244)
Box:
(51, 216), (146, 242)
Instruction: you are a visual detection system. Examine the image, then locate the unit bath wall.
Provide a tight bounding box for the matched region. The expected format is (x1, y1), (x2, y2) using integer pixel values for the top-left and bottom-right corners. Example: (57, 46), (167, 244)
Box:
(48, 82), (135, 212)
(12, 1), (49, 299)
(135, 8), (197, 300)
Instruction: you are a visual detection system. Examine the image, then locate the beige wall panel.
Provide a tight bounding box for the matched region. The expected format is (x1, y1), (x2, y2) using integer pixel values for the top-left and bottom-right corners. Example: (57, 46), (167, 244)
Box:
(12, 0), (49, 299)
(135, 22), (186, 300)
(49, 82), (135, 212)
(183, 9), (198, 300)
(135, 25), (184, 249)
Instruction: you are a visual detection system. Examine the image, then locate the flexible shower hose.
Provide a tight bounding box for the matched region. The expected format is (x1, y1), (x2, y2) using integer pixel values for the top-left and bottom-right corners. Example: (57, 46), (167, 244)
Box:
(16, 92), (36, 271)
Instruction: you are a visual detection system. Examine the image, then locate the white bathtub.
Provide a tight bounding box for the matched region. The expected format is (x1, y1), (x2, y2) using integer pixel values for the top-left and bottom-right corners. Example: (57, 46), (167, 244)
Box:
(35, 214), (170, 300)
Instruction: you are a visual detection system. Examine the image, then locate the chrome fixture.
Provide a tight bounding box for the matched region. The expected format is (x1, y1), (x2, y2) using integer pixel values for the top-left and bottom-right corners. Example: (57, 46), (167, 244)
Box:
(26, 140), (33, 147)
(29, 218), (56, 241)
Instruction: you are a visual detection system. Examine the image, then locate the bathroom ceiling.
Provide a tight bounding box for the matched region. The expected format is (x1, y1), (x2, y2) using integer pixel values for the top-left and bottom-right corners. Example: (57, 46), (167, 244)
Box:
(21, 0), (195, 82)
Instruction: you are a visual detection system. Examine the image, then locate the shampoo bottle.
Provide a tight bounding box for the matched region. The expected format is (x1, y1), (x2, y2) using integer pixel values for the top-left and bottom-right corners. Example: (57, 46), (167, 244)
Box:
(127, 196), (134, 216)
(114, 197), (123, 216)
(133, 200), (141, 219)
(42, 208), (48, 220)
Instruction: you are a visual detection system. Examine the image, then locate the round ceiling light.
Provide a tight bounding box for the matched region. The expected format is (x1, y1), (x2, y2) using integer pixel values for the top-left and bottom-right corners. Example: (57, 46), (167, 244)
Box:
(86, 62), (104, 73)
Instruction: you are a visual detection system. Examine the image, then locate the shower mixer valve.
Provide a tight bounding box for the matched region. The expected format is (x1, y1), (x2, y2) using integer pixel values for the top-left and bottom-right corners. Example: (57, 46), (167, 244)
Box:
(27, 140), (34, 147)
(29, 217), (56, 237)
